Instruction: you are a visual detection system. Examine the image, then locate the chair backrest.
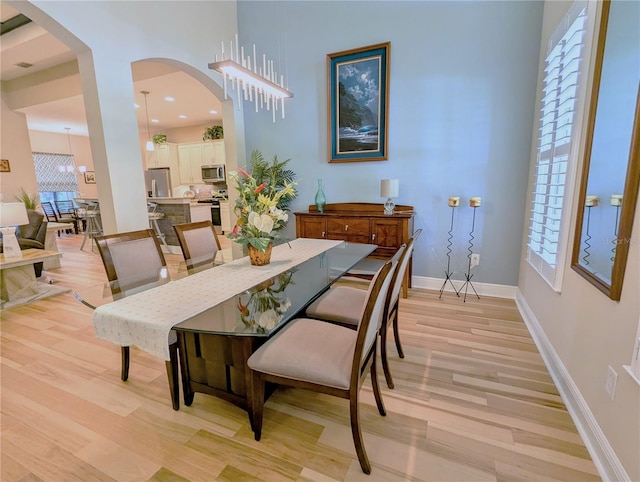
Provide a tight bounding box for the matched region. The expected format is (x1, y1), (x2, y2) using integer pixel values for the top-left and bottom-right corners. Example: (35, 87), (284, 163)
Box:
(55, 200), (76, 217)
(41, 202), (59, 222)
(95, 229), (167, 292)
(173, 221), (221, 270)
(351, 259), (396, 381)
(386, 228), (422, 312)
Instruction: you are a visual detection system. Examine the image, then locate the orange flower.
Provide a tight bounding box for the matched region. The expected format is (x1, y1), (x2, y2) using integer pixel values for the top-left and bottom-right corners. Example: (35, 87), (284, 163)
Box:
(254, 182), (267, 194)
(238, 168), (251, 178)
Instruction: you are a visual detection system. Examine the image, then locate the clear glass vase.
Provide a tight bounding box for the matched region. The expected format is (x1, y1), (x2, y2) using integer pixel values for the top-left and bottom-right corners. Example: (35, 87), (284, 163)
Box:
(315, 179), (326, 213)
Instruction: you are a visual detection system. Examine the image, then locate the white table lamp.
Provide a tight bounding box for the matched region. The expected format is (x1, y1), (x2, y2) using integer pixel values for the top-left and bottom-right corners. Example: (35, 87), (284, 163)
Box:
(380, 179), (399, 215)
(0, 202), (29, 258)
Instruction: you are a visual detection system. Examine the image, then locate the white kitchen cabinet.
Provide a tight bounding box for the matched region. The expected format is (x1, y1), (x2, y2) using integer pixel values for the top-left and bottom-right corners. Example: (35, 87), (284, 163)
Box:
(147, 142), (177, 169)
(219, 200), (231, 233)
(202, 140), (226, 165)
(177, 143), (204, 184)
(189, 203), (211, 223)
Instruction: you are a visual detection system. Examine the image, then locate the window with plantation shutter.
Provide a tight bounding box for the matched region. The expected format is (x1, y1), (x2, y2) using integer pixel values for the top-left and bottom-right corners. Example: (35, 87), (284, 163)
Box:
(527, 3), (588, 288)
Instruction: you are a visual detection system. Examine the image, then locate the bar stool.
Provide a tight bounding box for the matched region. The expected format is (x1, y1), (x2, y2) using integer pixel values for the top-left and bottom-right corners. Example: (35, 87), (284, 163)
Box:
(148, 202), (167, 246)
(78, 201), (103, 251)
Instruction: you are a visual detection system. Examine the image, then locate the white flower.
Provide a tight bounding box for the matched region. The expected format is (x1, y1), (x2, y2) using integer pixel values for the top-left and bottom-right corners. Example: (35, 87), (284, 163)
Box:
(257, 309), (281, 330)
(269, 205), (288, 222)
(280, 298), (292, 311)
(248, 211), (274, 234)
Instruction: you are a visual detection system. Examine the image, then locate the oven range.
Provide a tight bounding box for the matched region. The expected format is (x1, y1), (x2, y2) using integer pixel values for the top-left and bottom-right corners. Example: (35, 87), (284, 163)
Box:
(197, 197), (225, 226)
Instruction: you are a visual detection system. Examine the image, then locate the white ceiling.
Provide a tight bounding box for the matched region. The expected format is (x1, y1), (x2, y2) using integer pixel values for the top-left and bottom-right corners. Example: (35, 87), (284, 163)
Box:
(1, 4), (223, 137)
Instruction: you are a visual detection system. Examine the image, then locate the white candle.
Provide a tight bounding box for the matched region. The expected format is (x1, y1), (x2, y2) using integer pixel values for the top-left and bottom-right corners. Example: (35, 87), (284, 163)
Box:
(470, 197), (482, 207)
(610, 194), (623, 206)
(448, 196), (460, 207)
(585, 195), (599, 207)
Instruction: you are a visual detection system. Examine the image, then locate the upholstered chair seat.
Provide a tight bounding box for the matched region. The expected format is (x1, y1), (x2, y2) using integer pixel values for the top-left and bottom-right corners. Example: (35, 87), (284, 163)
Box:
(306, 229), (422, 389)
(247, 259), (396, 475)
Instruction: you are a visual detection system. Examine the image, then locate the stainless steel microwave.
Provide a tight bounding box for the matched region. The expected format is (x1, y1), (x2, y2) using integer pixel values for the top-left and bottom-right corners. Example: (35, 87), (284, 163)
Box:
(201, 164), (225, 183)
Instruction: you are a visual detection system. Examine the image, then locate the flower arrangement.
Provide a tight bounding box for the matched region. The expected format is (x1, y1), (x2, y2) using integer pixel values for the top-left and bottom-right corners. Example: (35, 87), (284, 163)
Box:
(227, 150), (297, 253)
(237, 270), (295, 332)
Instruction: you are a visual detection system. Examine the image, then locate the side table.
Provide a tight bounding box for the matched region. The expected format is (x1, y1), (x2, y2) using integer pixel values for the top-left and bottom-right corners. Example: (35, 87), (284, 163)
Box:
(44, 222), (72, 269)
(0, 249), (63, 302)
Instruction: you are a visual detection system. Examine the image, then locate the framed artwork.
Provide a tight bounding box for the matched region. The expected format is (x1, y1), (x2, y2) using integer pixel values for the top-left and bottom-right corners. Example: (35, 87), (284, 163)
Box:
(84, 171), (96, 184)
(327, 42), (390, 163)
(0, 159), (10, 172)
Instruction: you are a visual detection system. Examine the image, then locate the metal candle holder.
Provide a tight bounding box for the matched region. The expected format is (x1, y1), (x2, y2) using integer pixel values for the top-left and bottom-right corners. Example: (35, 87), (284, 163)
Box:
(439, 197), (460, 298)
(458, 197), (481, 302)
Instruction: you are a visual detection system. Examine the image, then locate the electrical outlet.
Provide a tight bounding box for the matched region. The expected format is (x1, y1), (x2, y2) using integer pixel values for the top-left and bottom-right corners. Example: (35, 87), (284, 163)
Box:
(470, 253), (480, 268)
(605, 365), (618, 400)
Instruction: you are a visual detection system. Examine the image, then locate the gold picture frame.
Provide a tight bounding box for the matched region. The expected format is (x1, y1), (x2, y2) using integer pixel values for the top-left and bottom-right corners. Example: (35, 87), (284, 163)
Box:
(0, 159), (10, 172)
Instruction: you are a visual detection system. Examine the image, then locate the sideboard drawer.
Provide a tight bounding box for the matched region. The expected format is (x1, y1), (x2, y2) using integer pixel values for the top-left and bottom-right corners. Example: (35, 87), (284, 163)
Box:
(327, 217), (370, 237)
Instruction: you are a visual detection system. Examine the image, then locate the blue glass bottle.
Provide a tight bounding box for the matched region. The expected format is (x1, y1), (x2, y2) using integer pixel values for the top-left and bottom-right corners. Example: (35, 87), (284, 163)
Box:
(315, 179), (326, 213)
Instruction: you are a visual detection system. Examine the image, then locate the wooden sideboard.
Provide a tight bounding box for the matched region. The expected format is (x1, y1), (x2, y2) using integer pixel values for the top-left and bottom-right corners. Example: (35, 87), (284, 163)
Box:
(294, 202), (415, 296)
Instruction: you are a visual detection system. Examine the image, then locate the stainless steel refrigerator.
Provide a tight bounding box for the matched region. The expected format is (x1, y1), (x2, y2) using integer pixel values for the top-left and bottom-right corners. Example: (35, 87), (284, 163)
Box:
(144, 168), (172, 197)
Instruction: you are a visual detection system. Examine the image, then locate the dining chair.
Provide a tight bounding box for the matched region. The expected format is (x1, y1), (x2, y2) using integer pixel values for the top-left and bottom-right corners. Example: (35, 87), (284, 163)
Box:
(54, 200), (80, 234)
(346, 229), (422, 298)
(173, 220), (222, 272)
(93, 228), (180, 408)
(247, 259), (396, 475)
(41, 201), (76, 235)
(305, 228), (422, 389)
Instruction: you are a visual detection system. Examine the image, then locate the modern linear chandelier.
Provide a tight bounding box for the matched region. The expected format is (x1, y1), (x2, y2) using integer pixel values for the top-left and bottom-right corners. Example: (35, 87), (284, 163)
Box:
(208, 35), (293, 122)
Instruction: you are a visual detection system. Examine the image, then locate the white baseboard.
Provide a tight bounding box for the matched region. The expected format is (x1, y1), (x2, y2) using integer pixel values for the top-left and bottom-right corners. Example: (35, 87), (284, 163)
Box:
(411, 275), (517, 299)
(515, 290), (630, 482)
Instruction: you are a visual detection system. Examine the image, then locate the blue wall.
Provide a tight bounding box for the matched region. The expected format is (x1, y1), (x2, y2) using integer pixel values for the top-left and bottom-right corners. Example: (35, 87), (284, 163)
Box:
(237, 1), (543, 286)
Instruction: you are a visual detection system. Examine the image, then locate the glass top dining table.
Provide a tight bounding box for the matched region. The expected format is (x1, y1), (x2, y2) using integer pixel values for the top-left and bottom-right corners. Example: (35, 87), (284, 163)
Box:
(73, 240), (377, 338)
(73, 239), (377, 413)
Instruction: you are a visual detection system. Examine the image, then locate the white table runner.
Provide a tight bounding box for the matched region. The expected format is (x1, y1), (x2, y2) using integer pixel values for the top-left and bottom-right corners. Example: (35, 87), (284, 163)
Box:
(93, 238), (343, 360)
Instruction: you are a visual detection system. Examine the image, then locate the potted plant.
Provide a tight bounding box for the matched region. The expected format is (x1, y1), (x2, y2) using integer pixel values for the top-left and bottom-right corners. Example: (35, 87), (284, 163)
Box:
(152, 134), (167, 144)
(14, 188), (38, 210)
(203, 125), (224, 140)
(227, 149), (297, 265)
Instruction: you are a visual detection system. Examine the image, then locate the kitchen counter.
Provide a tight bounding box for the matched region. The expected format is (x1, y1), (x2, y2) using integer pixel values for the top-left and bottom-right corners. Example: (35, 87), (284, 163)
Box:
(146, 197), (193, 204)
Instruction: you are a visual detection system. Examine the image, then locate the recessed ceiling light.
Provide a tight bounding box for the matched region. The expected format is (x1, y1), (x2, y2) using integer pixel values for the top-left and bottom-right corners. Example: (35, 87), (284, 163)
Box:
(178, 114), (187, 119)
(134, 103), (140, 109)
(165, 96), (175, 102)
(151, 119), (159, 123)
(209, 110), (218, 114)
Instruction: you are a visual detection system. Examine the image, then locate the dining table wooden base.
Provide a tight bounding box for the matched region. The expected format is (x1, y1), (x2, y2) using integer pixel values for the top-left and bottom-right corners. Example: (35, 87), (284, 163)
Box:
(178, 332), (268, 414)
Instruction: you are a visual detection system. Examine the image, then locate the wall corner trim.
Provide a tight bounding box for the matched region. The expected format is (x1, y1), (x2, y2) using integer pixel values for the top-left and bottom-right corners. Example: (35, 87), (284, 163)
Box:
(515, 289), (631, 482)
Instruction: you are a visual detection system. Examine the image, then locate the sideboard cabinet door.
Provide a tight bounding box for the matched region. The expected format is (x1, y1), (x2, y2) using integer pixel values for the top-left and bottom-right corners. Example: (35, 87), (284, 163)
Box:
(297, 216), (326, 239)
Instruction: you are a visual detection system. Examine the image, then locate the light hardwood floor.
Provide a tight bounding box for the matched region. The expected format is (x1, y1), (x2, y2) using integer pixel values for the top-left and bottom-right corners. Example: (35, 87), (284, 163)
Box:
(1, 234), (600, 481)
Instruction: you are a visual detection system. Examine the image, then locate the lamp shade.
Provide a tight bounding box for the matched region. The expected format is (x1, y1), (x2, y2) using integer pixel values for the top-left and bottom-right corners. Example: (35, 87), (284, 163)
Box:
(0, 202), (29, 227)
(380, 179), (399, 198)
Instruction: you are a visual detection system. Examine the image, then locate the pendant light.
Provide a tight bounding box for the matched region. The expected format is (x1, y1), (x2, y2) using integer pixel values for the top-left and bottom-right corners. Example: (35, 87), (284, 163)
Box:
(58, 127), (87, 173)
(141, 90), (154, 151)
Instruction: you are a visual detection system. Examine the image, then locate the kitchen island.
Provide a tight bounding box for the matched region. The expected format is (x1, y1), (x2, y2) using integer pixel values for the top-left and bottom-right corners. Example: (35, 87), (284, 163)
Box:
(146, 197), (207, 248)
